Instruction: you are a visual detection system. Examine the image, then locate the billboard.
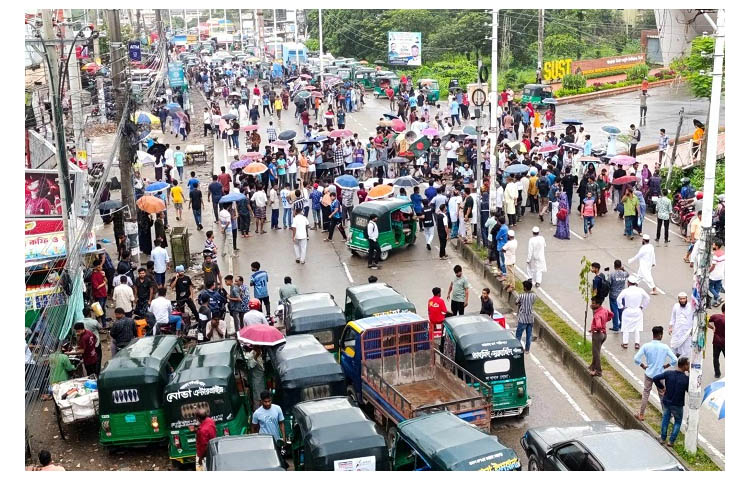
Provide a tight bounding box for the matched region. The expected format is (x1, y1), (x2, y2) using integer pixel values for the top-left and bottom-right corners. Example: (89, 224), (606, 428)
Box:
(25, 169), (65, 217)
(388, 32), (421, 66)
(128, 41), (141, 61)
(543, 53), (646, 82)
(168, 62), (185, 88)
(25, 218), (96, 263)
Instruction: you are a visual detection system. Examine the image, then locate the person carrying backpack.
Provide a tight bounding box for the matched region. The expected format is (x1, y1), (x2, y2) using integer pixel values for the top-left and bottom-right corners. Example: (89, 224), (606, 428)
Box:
(591, 262), (610, 299)
(629, 124), (641, 157)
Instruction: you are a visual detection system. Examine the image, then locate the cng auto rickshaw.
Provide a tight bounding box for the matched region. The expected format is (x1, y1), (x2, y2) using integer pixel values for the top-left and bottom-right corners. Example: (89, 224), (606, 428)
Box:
(165, 339), (252, 465)
(290, 397), (389, 471)
(417, 78), (440, 104)
(283, 293), (346, 355)
(205, 434), (286, 471)
(441, 315), (529, 417)
(347, 199), (417, 261)
(521, 83), (553, 106)
(354, 67), (376, 89)
(374, 73), (400, 98)
(269, 334), (347, 438)
(343, 282), (416, 322)
(391, 411), (521, 471)
(98, 336), (185, 448)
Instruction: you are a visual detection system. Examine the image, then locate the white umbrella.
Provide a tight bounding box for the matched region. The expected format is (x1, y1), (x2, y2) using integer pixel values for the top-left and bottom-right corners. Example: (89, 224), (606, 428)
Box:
(702, 379), (725, 420)
(136, 150), (156, 165)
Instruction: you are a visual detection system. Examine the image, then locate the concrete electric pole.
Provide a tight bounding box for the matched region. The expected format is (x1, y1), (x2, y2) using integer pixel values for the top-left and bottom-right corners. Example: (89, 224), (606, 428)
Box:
(685, 8), (724, 455)
(665, 107), (684, 190)
(294, 9), (300, 70)
(273, 9), (278, 60)
(537, 9), (544, 84)
(318, 9), (324, 86)
(64, 9), (85, 165)
(489, 9), (499, 214)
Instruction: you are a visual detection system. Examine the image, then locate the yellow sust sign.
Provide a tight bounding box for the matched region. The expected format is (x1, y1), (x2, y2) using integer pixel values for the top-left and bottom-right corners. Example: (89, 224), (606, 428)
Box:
(543, 59), (572, 82)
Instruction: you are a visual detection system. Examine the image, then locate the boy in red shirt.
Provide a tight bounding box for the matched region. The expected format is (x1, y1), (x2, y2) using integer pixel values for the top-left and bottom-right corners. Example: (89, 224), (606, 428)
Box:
(73, 322), (100, 376)
(427, 287), (449, 341)
(91, 262), (108, 327)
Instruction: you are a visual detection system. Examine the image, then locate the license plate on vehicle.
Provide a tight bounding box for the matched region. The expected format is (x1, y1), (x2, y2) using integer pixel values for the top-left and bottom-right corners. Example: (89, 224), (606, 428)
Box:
(124, 414), (136, 423)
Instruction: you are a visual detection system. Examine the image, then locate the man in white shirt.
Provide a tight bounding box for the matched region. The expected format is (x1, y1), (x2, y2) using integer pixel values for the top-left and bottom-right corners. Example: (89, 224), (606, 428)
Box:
(150, 239), (170, 287)
(243, 308), (267, 327)
(502, 230), (518, 292)
(291, 207), (310, 264)
(526, 226), (547, 287)
(448, 193), (462, 239)
(250, 188), (268, 234)
(203, 108), (212, 136)
(113, 276), (136, 315)
(268, 185), (280, 230)
(444, 136), (459, 169)
(218, 205), (233, 257)
(149, 287), (173, 335)
(366, 214), (381, 269)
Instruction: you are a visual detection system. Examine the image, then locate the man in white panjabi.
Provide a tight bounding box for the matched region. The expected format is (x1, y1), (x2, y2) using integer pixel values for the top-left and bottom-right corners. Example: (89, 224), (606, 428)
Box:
(669, 292), (694, 357)
(628, 234), (658, 295)
(504, 176), (518, 226)
(526, 226), (547, 287)
(617, 275), (650, 350)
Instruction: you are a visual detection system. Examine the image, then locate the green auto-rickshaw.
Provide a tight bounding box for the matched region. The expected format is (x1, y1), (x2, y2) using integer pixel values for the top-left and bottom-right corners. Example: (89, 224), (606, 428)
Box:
(291, 397), (389, 471)
(269, 334), (347, 439)
(417, 78), (440, 104)
(165, 339), (252, 465)
(441, 315), (529, 418)
(343, 282), (416, 322)
(354, 67), (376, 89)
(347, 199), (417, 261)
(283, 293), (347, 356)
(391, 411), (521, 471)
(205, 434), (286, 471)
(98, 336), (185, 448)
(521, 83), (553, 106)
(374, 73), (400, 98)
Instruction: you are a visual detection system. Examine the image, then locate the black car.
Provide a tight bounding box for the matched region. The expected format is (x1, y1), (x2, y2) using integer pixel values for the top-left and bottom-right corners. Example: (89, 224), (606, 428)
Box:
(205, 434), (286, 471)
(520, 421), (685, 471)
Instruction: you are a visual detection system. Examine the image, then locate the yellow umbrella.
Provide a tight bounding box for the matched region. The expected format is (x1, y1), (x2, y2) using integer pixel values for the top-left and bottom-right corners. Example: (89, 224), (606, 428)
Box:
(136, 195), (166, 214)
(132, 111), (161, 127)
(367, 184), (394, 200)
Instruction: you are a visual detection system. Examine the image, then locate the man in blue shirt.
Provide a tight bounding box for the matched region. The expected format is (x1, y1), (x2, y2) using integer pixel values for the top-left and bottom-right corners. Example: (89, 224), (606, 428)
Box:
(187, 171), (200, 191)
(653, 357), (690, 446)
(495, 217), (509, 276)
(450, 98), (461, 127)
(633, 326), (678, 420)
(208, 175), (224, 223)
(424, 180), (438, 202)
(252, 391), (286, 443)
(249, 261), (270, 317)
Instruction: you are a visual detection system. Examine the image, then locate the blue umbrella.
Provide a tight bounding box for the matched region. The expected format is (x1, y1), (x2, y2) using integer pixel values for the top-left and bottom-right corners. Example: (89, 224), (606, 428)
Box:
(220, 192), (247, 203)
(462, 125), (478, 136)
(542, 97), (558, 105)
(601, 125), (622, 135)
(504, 164), (530, 175)
(312, 135), (328, 142)
(145, 181), (169, 192)
(334, 174), (359, 189)
(345, 162), (365, 170)
(702, 379), (725, 420)
(230, 158), (252, 170)
(166, 102), (181, 110)
(562, 119), (583, 125)
(392, 176), (419, 188)
(137, 113), (152, 125)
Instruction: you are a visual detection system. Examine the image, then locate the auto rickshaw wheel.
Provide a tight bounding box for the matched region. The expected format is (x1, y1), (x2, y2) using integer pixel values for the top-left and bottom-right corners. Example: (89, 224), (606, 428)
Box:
(528, 454), (541, 471)
(521, 406), (530, 418)
(346, 385), (359, 406)
(350, 249), (360, 257)
(379, 250), (390, 261)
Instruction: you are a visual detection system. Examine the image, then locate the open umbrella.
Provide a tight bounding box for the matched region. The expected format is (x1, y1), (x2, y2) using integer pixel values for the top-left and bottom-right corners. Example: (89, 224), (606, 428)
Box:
(537, 144), (559, 154)
(220, 192), (247, 203)
(241, 152), (264, 162)
(240, 124), (259, 132)
(238, 324), (285, 347)
(311, 91), (324, 98)
(303, 85), (316, 90)
(609, 155), (637, 166)
(463, 125), (478, 136)
(136, 112), (152, 125)
(542, 97), (558, 105)
(367, 159), (388, 169)
(422, 128), (439, 137)
(230, 158), (252, 170)
(393, 176), (419, 188)
(300, 74), (312, 80)
(278, 130), (297, 141)
(243, 163), (269, 175)
(136, 150), (156, 165)
(166, 102), (181, 110)
(334, 174), (359, 189)
(146, 143), (166, 157)
(271, 140), (289, 148)
(222, 113), (238, 120)
(367, 184), (394, 199)
(294, 90), (312, 100)
(378, 120), (393, 128)
(136, 195), (166, 214)
(391, 119), (406, 132)
(317, 162), (337, 171)
(345, 162), (365, 170)
(145, 181), (169, 192)
(505, 163), (530, 175)
(312, 135), (329, 142)
(297, 140), (320, 146)
(383, 113), (399, 120)
(612, 175), (639, 186)
(601, 125), (622, 135)
(702, 379), (725, 420)
(562, 119), (583, 125)
(562, 143), (584, 151)
(329, 129), (353, 138)
(442, 133), (467, 142)
(388, 157), (410, 164)
(99, 200), (122, 210)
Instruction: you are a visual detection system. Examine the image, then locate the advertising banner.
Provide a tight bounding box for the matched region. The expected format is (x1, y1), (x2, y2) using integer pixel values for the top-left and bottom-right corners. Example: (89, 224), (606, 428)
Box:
(168, 62), (185, 88)
(25, 169), (65, 217)
(333, 456), (376, 471)
(173, 35), (187, 46)
(388, 32), (422, 66)
(543, 53), (646, 82)
(24, 219), (97, 263)
(128, 41), (142, 62)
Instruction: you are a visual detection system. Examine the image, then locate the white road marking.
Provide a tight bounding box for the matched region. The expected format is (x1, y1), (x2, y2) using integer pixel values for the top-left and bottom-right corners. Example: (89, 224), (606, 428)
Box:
(528, 352), (590, 422)
(570, 230), (584, 240)
(342, 262), (354, 284)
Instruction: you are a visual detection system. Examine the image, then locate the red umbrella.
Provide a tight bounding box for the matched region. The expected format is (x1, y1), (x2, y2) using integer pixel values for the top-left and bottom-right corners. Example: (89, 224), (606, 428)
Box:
(391, 119), (406, 132)
(612, 175), (639, 186)
(537, 144), (559, 154)
(241, 124), (259, 132)
(241, 151), (263, 161)
(271, 140), (289, 148)
(329, 129), (353, 138)
(238, 324), (285, 346)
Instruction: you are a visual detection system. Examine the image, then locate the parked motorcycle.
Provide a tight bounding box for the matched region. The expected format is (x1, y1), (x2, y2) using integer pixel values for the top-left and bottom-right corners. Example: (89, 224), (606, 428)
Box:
(670, 193), (695, 236)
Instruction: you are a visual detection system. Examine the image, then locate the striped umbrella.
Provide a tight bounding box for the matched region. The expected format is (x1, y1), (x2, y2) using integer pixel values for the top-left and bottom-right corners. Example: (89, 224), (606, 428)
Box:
(702, 379), (725, 420)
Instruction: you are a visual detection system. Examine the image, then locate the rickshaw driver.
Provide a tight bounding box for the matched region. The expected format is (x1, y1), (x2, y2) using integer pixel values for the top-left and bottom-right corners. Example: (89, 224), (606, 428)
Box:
(252, 391), (286, 449)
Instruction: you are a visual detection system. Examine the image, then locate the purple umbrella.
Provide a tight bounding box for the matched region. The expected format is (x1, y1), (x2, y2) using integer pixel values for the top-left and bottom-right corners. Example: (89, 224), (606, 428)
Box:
(230, 158), (253, 170)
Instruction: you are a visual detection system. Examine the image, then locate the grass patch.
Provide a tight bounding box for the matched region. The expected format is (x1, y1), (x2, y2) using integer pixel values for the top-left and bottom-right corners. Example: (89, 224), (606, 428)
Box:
(466, 242), (721, 471)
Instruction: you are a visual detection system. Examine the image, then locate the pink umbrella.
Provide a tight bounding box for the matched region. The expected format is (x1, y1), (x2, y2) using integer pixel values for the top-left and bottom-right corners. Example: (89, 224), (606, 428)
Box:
(329, 129), (353, 138)
(300, 74), (312, 79)
(391, 119), (406, 132)
(271, 140), (289, 148)
(238, 324), (285, 346)
(311, 91), (324, 98)
(537, 144), (559, 154)
(219, 118), (228, 131)
(422, 127), (439, 137)
(303, 85), (316, 90)
(241, 152), (263, 161)
(610, 154), (637, 166)
(241, 124), (259, 132)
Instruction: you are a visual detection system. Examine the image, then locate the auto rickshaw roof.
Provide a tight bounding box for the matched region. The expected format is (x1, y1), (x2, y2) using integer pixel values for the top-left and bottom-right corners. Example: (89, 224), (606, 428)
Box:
(271, 335), (345, 389)
(350, 311), (423, 332)
(444, 315), (523, 357)
(352, 198), (411, 218)
(398, 412), (519, 471)
(165, 340), (240, 393)
(287, 294), (346, 334)
(524, 83), (549, 89)
(98, 335), (181, 385)
(345, 283), (416, 318)
(293, 397), (386, 461)
(207, 435), (285, 471)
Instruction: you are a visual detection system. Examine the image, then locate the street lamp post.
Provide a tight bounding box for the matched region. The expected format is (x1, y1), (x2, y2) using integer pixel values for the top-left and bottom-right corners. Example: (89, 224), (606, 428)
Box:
(488, 9), (499, 214)
(318, 9), (324, 86)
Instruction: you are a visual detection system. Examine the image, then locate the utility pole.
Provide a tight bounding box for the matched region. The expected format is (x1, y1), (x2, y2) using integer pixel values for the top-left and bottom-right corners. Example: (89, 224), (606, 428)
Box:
(224, 9), (227, 34)
(41, 9), (73, 252)
(537, 9), (544, 84)
(318, 9), (324, 86)
(105, 10), (136, 233)
(294, 9), (300, 70)
(135, 9), (142, 38)
(168, 9), (172, 33)
(665, 107), (684, 190)
(156, 9), (164, 46)
(489, 9), (499, 214)
(500, 14), (510, 69)
(257, 10), (265, 58)
(238, 9), (243, 47)
(273, 9), (278, 60)
(64, 9), (85, 165)
(686, 8), (724, 455)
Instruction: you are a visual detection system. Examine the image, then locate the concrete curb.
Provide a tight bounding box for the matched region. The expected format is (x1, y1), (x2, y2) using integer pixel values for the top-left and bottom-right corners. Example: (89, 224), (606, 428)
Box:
(628, 127), (726, 158)
(555, 78), (676, 104)
(451, 239), (693, 471)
